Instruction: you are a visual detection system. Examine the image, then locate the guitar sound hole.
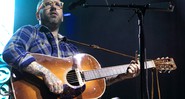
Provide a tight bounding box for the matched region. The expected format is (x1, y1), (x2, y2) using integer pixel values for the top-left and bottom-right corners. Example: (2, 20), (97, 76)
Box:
(67, 70), (79, 86)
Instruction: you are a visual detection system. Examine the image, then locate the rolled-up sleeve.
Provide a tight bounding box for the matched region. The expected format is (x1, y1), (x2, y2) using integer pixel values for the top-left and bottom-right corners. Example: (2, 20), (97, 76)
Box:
(2, 25), (36, 69)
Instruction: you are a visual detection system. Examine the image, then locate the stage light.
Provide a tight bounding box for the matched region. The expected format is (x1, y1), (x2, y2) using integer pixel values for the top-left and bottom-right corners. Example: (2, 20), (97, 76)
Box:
(0, 0), (14, 98)
(0, 84), (9, 99)
(0, 66), (11, 84)
(0, 63), (11, 99)
(0, 0), (15, 54)
(64, 13), (72, 17)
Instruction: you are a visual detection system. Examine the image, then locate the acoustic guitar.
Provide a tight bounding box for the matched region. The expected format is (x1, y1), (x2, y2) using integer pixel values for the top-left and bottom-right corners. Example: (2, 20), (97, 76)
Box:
(11, 53), (176, 99)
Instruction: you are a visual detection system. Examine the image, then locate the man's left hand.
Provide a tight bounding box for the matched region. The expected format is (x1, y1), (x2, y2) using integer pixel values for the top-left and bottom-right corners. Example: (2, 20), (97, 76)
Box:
(118, 60), (140, 80)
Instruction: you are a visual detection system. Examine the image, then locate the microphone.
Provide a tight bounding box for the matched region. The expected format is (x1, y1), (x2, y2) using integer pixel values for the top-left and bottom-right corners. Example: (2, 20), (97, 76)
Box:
(148, 2), (175, 12)
(68, 0), (86, 10)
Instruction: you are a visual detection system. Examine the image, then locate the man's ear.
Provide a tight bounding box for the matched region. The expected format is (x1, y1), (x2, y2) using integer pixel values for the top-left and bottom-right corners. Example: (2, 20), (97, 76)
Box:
(36, 11), (40, 20)
(61, 17), (63, 22)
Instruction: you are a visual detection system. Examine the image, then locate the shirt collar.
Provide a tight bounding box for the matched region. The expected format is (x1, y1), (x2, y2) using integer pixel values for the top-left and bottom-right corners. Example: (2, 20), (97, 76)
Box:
(35, 24), (66, 41)
(35, 24), (50, 33)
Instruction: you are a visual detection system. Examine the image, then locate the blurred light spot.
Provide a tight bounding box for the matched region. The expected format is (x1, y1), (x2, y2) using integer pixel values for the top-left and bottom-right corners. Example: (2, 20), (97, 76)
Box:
(0, 0), (15, 54)
(64, 13), (71, 17)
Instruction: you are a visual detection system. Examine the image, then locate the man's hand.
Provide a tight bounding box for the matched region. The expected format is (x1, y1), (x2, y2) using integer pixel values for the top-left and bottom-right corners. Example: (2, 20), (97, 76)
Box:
(43, 70), (63, 94)
(118, 60), (140, 80)
(23, 61), (63, 94)
(106, 60), (140, 86)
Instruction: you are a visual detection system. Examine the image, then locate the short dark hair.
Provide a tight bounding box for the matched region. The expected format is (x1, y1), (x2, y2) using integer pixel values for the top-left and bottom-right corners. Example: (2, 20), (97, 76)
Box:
(36, 0), (43, 12)
(36, 0), (63, 12)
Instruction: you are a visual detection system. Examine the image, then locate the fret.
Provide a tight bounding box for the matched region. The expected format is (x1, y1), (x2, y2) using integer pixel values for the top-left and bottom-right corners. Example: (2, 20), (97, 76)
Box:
(84, 64), (129, 81)
(83, 60), (156, 81)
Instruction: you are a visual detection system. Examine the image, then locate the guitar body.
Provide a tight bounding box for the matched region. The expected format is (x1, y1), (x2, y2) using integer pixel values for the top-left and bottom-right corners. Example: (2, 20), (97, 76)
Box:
(12, 53), (106, 99)
(11, 53), (177, 99)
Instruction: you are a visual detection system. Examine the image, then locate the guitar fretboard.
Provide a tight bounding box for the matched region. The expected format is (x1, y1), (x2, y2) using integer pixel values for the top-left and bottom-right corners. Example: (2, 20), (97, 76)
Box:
(83, 60), (155, 81)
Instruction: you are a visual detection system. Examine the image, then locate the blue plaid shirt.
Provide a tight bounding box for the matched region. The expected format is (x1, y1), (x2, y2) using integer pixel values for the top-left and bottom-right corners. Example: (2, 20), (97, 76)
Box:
(2, 24), (79, 69)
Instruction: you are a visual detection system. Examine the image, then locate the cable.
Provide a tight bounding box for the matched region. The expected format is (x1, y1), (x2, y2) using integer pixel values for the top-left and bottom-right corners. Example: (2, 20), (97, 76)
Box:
(67, 38), (136, 59)
(156, 69), (161, 99)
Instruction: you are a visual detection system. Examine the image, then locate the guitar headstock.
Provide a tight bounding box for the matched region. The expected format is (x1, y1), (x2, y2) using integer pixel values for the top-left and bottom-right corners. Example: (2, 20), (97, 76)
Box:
(153, 57), (177, 73)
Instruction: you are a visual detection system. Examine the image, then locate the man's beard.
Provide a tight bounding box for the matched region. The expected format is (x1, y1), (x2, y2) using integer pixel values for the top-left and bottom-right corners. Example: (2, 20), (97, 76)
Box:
(42, 16), (62, 30)
(48, 16), (61, 25)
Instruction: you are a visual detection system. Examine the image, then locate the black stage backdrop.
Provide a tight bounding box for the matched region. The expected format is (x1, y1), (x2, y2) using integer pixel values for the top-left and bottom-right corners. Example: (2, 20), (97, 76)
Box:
(12, 0), (184, 99)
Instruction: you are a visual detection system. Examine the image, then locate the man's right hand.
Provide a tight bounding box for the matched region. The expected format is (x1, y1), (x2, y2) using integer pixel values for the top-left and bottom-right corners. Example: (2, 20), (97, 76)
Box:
(43, 70), (63, 94)
(23, 61), (63, 94)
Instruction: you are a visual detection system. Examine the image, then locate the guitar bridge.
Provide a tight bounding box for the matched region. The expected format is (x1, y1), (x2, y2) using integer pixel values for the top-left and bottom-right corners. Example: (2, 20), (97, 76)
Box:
(75, 69), (85, 86)
(66, 69), (85, 87)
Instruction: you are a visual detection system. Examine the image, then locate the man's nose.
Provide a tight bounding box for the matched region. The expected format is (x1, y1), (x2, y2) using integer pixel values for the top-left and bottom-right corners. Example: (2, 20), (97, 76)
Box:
(50, 3), (57, 10)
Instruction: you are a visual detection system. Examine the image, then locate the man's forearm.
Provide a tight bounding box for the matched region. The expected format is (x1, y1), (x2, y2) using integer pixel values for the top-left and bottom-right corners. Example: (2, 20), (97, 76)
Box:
(106, 75), (122, 86)
(23, 61), (49, 77)
(106, 74), (131, 86)
(23, 61), (64, 94)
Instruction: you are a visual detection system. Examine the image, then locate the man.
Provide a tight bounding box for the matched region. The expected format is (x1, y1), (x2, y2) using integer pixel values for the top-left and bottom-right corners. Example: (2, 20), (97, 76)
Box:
(2, 0), (140, 98)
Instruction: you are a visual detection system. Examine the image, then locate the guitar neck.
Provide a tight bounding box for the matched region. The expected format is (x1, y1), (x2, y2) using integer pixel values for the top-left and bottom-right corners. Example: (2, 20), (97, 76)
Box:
(83, 60), (155, 81)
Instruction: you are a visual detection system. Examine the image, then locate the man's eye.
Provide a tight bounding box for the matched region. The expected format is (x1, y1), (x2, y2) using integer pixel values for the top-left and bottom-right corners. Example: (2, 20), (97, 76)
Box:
(44, 2), (51, 6)
(55, 2), (61, 7)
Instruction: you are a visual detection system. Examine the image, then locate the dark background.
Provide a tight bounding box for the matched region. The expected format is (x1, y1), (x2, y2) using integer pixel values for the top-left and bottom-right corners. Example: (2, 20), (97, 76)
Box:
(13, 0), (184, 99)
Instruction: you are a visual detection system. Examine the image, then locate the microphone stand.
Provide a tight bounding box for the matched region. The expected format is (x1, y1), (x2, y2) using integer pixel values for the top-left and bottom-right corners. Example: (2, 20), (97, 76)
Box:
(137, 8), (147, 99)
(77, 2), (174, 99)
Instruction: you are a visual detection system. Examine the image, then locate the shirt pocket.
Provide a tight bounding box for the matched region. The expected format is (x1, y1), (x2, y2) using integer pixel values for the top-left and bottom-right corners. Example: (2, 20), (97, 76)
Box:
(29, 39), (52, 54)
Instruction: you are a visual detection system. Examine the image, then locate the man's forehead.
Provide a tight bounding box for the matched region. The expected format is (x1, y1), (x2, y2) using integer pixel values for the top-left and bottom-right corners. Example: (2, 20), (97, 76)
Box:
(42, 0), (62, 2)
